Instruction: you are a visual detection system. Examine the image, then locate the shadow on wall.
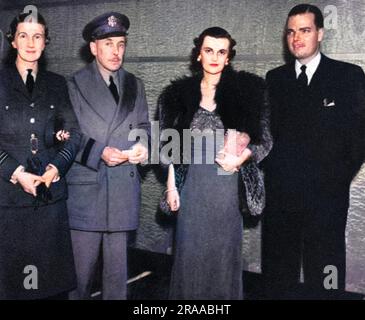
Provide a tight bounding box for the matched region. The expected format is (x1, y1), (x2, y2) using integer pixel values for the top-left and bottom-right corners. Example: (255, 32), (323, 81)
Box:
(79, 43), (94, 64)
(281, 23), (295, 65)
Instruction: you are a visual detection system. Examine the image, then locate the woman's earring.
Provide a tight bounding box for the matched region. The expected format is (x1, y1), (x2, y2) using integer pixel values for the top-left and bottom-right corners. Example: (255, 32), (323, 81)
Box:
(197, 57), (201, 62)
(225, 60), (229, 65)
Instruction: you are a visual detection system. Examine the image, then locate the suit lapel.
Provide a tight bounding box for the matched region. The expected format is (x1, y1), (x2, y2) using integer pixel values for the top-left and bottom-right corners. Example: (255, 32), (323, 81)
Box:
(309, 54), (329, 89)
(283, 62), (299, 102)
(308, 54), (333, 104)
(286, 61), (297, 84)
(73, 61), (117, 122)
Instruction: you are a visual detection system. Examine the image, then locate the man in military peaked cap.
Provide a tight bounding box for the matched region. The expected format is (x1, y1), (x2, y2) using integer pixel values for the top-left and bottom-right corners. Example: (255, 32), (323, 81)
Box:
(66, 12), (150, 300)
(82, 12), (130, 41)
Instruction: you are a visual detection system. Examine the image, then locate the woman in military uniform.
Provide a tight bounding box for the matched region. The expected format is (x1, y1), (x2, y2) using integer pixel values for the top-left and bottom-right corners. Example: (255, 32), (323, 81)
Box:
(0, 11), (81, 299)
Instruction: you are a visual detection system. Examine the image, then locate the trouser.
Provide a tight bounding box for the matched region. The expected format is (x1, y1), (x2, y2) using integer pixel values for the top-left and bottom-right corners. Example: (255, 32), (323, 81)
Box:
(69, 230), (128, 300)
(262, 202), (348, 299)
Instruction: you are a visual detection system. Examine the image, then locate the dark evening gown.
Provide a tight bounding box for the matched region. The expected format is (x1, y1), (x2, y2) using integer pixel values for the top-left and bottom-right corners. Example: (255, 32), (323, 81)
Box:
(169, 107), (244, 300)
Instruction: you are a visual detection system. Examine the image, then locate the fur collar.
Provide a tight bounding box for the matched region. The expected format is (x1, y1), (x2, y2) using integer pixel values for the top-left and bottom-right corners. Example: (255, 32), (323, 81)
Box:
(158, 66), (266, 143)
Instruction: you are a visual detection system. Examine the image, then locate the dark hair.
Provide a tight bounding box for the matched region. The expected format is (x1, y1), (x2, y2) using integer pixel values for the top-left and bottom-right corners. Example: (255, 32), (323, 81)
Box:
(287, 4), (324, 29)
(6, 11), (50, 44)
(190, 27), (236, 74)
(3, 11), (49, 67)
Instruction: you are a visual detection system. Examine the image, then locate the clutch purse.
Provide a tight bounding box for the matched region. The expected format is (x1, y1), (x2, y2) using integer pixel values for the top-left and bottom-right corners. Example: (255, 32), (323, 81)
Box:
(159, 165), (188, 216)
(223, 129), (250, 156)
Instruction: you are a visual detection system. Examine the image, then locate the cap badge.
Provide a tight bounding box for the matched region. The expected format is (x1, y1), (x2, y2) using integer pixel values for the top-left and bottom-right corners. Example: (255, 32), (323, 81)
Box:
(108, 15), (118, 27)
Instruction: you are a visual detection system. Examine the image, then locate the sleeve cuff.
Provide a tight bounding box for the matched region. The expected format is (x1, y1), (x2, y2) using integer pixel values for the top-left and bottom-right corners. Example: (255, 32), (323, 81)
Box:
(81, 139), (106, 170)
(247, 144), (258, 162)
(0, 152), (21, 182)
(10, 165), (25, 184)
(46, 164), (60, 182)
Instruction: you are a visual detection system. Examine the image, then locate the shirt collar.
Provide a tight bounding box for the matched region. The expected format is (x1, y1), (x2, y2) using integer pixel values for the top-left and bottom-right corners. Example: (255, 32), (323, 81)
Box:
(96, 60), (119, 87)
(295, 52), (321, 85)
(19, 68), (37, 84)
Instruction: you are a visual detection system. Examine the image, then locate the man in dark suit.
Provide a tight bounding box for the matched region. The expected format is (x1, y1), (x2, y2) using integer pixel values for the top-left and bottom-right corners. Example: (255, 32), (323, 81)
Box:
(66, 12), (150, 300)
(262, 3), (365, 299)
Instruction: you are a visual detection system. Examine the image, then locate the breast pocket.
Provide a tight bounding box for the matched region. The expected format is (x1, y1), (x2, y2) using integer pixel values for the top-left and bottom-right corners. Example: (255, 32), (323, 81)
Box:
(45, 103), (56, 119)
(316, 103), (347, 152)
(318, 105), (343, 130)
(0, 104), (22, 135)
(44, 103), (66, 147)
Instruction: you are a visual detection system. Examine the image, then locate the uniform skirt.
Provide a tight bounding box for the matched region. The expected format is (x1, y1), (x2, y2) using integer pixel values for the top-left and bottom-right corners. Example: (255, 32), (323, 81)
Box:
(0, 200), (76, 299)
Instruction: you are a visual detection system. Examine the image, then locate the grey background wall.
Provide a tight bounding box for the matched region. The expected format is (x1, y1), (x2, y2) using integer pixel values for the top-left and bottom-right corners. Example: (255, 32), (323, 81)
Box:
(1, 0), (364, 295)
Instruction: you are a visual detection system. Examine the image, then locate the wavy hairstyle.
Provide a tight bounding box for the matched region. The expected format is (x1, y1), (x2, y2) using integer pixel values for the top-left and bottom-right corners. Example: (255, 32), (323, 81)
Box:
(189, 26), (236, 74)
(3, 11), (49, 67)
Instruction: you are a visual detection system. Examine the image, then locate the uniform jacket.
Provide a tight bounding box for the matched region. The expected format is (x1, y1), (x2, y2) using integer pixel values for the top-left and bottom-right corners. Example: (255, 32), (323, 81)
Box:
(264, 54), (365, 210)
(158, 67), (272, 216)
(67, 61), (150, 232)
(0, 66), (80, 299)
(0, 66), (81, 207)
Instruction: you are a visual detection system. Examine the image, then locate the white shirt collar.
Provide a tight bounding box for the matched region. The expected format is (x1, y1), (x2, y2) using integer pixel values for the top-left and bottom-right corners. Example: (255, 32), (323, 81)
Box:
(20, 69), (37, 84)
(295, 52), (321, 85)
(96, 61), (119, 88)
(16, 62), (38, 84)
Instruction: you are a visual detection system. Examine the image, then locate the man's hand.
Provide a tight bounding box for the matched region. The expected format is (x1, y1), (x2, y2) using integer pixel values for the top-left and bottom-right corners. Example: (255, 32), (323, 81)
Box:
(16, 171), (45, 197)
(102, 146), (129, 167)
(128, 143), (148, 165)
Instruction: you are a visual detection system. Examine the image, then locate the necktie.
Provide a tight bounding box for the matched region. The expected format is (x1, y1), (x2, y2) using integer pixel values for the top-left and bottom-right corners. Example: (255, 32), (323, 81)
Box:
(26, 69), (34, 94)
(109, 76), (119, 104)
(297, 65), (308, 87)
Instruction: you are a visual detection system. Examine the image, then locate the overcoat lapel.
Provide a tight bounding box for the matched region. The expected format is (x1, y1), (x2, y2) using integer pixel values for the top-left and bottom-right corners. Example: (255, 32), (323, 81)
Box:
(109, 68), (137, 132)
(73, 61), (117, 122)
(109, 68), (128, 131)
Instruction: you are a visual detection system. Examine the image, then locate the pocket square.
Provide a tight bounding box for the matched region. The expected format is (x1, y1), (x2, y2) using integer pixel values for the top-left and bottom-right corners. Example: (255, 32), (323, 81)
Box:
(323, 98), (335, 107)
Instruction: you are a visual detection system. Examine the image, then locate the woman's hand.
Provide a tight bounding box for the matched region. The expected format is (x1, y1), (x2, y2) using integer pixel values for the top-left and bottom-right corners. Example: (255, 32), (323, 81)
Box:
(166, 164), (179, 212)
(215, 147), (252, 172)
(224, 130), (250, 155)
(42, 165), (60, 188)
(215, 152), (241, 173)
(16, 171), (45, 196)
(166, 189), (180, 212)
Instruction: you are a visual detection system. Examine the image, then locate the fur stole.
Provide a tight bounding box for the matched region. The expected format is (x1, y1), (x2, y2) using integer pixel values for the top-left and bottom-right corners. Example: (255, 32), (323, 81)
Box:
(158, 66), (266, 144)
